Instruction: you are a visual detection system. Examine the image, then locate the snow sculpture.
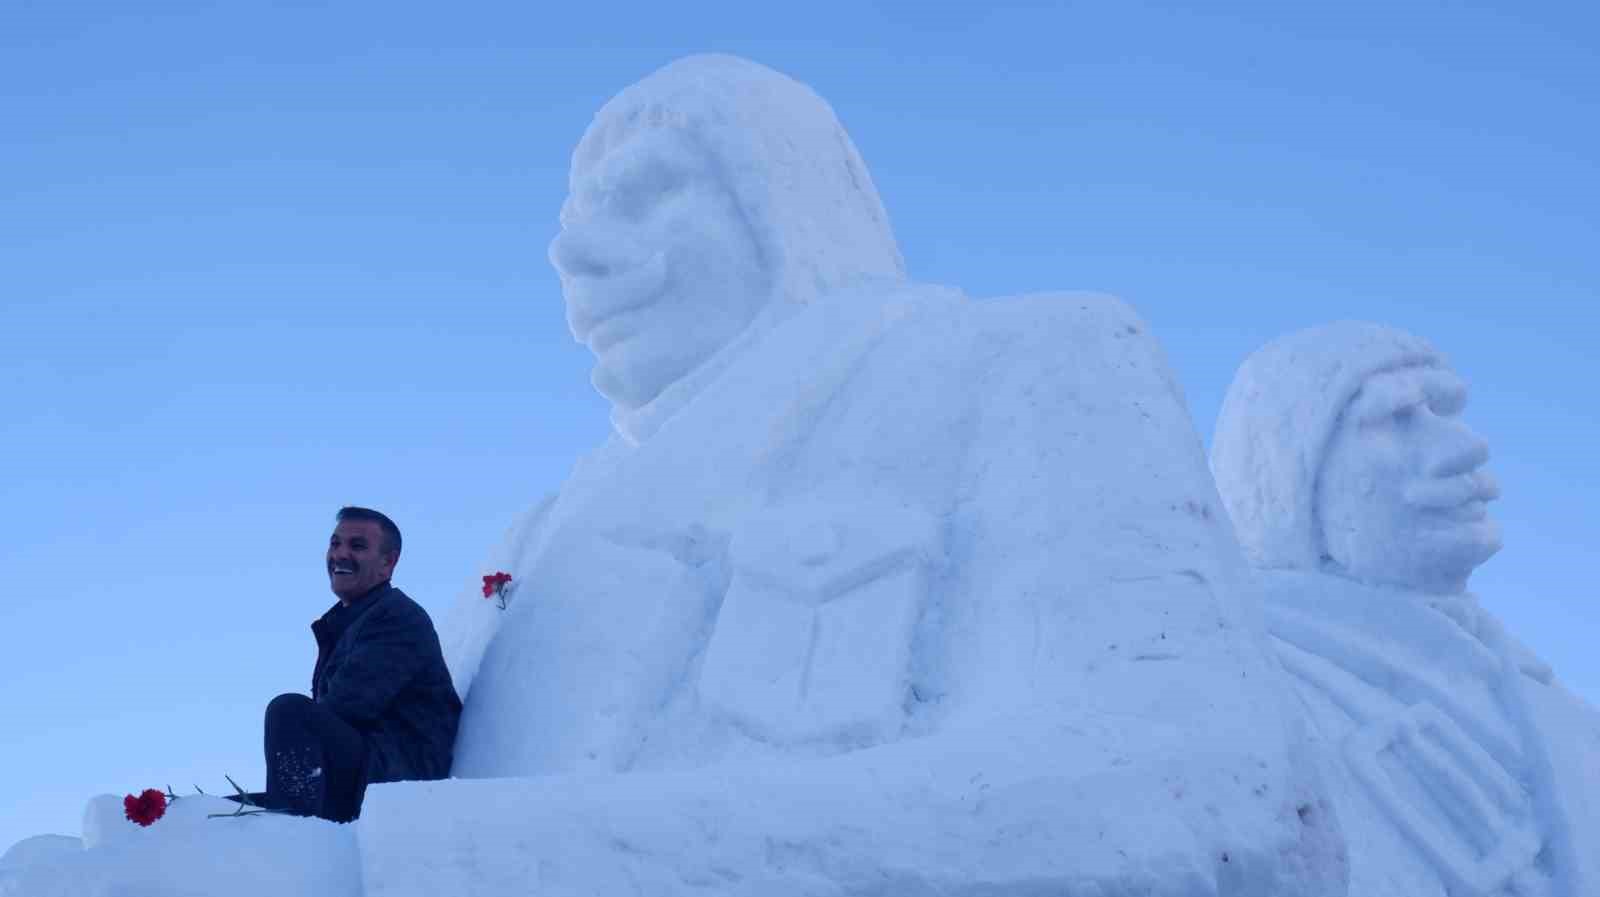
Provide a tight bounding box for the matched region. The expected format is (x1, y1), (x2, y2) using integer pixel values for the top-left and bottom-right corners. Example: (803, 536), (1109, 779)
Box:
(413, 54), (1345, 896)
(1212, 322), (1600, 897)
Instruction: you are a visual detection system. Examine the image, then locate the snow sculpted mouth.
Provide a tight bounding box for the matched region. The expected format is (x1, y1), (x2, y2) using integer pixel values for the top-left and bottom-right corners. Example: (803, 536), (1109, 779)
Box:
(1405, 472), (1500, 512)
(565, 252), (668, 344)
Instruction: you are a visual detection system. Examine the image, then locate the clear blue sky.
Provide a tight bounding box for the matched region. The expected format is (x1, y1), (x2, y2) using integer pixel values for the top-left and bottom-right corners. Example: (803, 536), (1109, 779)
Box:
(3, 0), (1595, 849)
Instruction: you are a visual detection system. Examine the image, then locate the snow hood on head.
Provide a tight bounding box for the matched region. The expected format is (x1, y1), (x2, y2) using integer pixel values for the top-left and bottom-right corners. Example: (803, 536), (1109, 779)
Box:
(571, 53), (907, 309)
(1211, 321), (1445, 570)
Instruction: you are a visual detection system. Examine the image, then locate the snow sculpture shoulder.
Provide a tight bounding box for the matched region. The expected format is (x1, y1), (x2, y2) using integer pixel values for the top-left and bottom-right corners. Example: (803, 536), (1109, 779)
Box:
(409, 55), (1346, 896)
(1212, 322), (1600, 897)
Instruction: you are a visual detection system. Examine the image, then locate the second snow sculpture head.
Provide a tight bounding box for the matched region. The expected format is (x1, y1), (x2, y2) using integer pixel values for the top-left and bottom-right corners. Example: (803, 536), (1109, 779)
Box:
(1212, 322), (1501, 594)
(548, 54), (906, 443)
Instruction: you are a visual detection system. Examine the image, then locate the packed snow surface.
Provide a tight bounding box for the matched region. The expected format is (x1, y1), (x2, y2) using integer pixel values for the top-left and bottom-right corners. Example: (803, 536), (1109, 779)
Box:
(1, 796), (359, 897)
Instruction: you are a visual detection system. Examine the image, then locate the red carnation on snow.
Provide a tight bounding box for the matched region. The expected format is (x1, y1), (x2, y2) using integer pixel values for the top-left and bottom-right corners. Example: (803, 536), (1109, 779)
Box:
(482, 571), (513, 609)
(124, 788), (167, 827)
(481, 571), (512, 597)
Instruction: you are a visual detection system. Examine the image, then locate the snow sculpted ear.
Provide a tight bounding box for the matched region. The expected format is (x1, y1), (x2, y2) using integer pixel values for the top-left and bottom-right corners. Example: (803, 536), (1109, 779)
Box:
(698, 498), (943, 744)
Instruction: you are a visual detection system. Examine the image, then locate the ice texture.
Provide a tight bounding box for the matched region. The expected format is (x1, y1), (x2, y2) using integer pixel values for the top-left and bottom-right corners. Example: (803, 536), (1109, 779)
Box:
(1212, 322), (1600, 896)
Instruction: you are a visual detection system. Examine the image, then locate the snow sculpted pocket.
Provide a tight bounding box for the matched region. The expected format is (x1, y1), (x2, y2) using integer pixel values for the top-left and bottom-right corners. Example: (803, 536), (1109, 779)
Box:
(697, 500), (943, 745)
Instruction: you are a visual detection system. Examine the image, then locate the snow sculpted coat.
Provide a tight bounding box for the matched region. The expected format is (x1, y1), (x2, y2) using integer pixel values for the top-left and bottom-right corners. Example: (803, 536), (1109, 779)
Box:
(312, 583), (462, 784)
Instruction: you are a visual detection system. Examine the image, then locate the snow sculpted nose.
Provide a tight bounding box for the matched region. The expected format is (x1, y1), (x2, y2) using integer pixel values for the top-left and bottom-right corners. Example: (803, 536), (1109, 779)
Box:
(1424, 425), (1490, 480)
(549, 225), (653, 281)
(1406, 420), (1500, 508)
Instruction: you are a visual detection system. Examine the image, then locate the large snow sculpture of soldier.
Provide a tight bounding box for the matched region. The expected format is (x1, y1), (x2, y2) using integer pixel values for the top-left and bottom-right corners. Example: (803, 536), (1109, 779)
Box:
(1212, 322), (1600, 897)
(399, 54), (1347, 896)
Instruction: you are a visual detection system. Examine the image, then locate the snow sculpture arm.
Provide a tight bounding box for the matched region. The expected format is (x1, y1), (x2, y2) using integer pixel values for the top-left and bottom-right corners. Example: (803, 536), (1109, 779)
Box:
(439, 492), (557, 701)
(907, 291), (1341, 894)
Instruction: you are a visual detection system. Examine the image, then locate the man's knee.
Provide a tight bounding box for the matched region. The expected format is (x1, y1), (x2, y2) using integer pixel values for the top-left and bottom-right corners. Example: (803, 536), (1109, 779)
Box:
(265, 692), (314, 726)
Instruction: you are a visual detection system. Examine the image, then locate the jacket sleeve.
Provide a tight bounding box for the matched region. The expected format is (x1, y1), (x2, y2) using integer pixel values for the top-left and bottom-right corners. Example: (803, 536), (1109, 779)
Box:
(317, 603), (428, 726)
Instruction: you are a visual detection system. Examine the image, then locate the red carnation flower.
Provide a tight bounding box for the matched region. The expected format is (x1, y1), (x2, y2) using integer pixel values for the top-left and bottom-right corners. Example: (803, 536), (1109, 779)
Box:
(124, 788), (168, 827)
(482, 571), (513, 608)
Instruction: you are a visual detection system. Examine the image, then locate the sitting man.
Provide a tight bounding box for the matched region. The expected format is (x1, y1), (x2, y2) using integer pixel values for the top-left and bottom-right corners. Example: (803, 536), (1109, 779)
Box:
(250, 506), (461, 822)
(1211, 322), (1600, 896)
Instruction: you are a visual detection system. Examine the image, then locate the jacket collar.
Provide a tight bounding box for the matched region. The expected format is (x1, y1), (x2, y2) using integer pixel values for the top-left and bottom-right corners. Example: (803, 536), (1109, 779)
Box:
(312, 580), (393, 647)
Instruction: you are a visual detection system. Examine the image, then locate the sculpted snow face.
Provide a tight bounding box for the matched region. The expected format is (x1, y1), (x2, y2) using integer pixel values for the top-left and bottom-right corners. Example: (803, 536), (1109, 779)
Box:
(1318, 365), (1501, 593)
(1212, 321), (1500, 592)
(548, 53), (905, 443)
(550, 130), (768, 413)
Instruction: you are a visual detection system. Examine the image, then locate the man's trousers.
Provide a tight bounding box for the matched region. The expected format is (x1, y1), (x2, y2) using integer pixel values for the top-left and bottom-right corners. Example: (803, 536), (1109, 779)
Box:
(263, 693), (368, 823)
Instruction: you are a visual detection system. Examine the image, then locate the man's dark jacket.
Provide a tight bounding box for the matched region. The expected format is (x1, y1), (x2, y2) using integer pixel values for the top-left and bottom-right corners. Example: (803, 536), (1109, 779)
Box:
(311, 582), (461, 784)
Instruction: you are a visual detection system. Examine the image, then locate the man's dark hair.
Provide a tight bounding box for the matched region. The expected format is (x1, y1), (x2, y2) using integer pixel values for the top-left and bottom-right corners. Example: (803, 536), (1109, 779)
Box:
(336, 506), (402, 557)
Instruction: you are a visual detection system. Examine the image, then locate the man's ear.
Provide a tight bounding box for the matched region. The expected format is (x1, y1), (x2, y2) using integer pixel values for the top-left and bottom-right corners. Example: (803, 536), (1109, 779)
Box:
(381, 550), (400, 577)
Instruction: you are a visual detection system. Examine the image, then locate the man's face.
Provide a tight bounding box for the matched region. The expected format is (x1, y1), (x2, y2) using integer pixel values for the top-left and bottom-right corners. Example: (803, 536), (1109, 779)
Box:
(326, 519), (397, 603)
(1316, 366), (1502, 594)
(548, 130), (771, 412)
